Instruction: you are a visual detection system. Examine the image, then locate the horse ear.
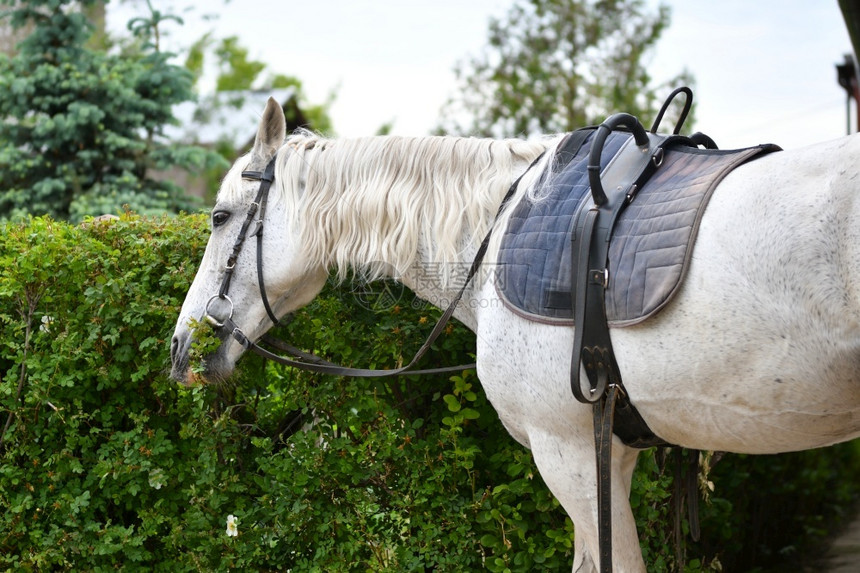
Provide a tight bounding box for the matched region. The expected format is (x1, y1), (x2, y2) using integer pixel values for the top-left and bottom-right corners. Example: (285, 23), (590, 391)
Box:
(250, 97), (286, 166)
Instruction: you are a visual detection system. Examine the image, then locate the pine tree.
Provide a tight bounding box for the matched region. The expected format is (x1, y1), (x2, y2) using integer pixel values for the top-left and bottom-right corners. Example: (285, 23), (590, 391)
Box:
(0, 0), (226, 221)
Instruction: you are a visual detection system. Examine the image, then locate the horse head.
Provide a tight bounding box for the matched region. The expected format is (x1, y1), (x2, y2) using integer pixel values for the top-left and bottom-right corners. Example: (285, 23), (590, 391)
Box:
(170, 98), (328, 384)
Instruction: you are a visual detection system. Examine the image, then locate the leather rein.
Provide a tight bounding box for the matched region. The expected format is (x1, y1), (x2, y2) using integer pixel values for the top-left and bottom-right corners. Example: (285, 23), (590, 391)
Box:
(203, 150), (545, 378)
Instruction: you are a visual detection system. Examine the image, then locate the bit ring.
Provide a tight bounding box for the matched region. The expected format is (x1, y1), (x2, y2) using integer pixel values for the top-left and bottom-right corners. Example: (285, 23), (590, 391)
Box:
(204, 294), (234, 328)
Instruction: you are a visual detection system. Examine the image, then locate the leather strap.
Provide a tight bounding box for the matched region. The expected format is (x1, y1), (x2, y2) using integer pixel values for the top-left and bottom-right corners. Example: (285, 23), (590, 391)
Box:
(569, 118), (699, 572)
(650, 87), (693, 135)
(673, 448), (702, 569)
(595, 385), (620, 573)
(570, 205), (605, 403)
(571, 125), (648, 573)
(226, 314), (475, 377)
(570, 128), (695, 438)
(571, 127), (656, 405)
(216, 157), (278, 304)
(549, 129), (595, 177)
(248, 160), (280, 325)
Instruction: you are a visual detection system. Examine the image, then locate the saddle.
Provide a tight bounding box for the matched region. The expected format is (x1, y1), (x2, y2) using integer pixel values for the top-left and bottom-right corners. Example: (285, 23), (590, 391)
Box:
(496, 88), (780, 572)
(498, 127), (778, 328)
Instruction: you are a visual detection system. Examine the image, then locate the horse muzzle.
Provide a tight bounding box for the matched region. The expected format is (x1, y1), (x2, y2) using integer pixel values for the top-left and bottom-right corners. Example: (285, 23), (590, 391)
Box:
(169, 325), (235, 386)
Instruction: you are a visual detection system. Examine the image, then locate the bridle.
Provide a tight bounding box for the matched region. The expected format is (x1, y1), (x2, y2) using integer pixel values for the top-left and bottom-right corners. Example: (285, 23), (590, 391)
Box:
(204, 156), (280, 332)
(202, 149), (545, 378)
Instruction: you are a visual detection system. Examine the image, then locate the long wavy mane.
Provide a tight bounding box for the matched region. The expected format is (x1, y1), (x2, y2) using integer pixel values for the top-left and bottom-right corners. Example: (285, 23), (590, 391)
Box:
(223, 131), (550, 282)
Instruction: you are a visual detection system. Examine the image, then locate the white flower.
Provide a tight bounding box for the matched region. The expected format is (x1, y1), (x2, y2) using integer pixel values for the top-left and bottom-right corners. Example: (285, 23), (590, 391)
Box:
(226, 514), (238, 537)
(40, 315), (54, 333)
(147, 468), (164, 490)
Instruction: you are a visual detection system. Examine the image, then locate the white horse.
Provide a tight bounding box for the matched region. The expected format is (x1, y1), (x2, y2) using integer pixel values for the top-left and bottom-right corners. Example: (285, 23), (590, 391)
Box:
(170, 97), (860, 572)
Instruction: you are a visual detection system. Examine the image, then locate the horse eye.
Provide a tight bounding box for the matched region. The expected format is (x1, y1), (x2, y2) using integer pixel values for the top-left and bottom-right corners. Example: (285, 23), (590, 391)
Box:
(212, 211), (231, 227)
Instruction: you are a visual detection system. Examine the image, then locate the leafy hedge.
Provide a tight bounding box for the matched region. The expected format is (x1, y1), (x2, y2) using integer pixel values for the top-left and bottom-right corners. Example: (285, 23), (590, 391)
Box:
(1, 215), (858, 571)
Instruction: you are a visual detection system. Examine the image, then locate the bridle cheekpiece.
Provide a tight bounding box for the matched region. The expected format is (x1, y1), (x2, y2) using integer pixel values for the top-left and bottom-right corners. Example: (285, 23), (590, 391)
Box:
(205, 156), (280, 331)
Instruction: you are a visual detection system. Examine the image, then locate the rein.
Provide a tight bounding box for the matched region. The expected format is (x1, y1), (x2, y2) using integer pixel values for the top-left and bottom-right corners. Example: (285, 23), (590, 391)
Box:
(204, 150), (545, 378)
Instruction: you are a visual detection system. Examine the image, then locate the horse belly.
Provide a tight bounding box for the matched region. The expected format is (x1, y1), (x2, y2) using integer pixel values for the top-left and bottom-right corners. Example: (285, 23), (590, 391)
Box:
(614, 320), (860, 454)
(478, 302), (860, 455)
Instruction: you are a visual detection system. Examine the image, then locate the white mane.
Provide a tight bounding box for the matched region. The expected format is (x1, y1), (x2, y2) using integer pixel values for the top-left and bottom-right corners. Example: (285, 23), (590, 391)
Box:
(230, 132), (550, 283)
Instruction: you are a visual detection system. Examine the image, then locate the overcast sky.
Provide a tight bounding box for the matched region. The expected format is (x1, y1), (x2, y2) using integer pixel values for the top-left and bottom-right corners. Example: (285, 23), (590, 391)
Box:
(108, 1), (854, 150)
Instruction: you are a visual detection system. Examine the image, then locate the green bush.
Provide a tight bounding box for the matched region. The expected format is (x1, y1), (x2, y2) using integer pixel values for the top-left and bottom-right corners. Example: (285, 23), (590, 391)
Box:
(1, 215), (858, 571)
(0, 215), (574, 571)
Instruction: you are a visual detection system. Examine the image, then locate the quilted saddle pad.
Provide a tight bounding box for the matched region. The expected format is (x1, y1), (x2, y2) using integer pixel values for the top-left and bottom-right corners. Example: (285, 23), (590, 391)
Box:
(496, 130), (779, 326)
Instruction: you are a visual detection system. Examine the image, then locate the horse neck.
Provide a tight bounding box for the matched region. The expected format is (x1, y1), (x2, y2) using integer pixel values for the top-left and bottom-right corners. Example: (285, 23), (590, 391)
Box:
(396, 146), (553, 330)
(397, 237), (484, 330)
(298, 135), (549, 329)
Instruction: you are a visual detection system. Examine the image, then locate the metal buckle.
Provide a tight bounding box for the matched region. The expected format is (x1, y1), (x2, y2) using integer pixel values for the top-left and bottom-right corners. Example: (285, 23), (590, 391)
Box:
(204, 294), (234, 328)
(231, 326), (251, 349)
(626, 184), (640, 203)
(590, 268), (609, 288)
(609, 382), (626, 398)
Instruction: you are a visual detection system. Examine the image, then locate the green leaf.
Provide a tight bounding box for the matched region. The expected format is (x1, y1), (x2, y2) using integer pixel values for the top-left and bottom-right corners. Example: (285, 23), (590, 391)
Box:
(443, 394), (461, 413)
